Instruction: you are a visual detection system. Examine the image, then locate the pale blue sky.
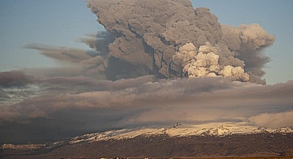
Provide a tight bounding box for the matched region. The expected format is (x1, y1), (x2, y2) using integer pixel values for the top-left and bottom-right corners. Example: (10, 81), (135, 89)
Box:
(1, 0), (293, 84)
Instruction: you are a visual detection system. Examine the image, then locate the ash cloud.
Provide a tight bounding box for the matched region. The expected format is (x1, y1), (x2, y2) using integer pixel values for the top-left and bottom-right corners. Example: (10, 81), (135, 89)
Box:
(0, 71), (35, 88)
(0, 74), (293, 143)
(0, 0), (289, 144)
(22, 0), (275, 83)
(84, 0), (275, 84)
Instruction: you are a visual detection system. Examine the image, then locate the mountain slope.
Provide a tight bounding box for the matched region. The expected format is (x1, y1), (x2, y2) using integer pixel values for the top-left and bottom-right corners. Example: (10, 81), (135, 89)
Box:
(1, 123), (293, 158)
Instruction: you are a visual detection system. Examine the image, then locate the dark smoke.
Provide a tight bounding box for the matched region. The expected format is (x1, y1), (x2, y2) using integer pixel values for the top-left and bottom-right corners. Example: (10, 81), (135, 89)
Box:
(0, 71), (34, 88)
(85, 0), (274, 84)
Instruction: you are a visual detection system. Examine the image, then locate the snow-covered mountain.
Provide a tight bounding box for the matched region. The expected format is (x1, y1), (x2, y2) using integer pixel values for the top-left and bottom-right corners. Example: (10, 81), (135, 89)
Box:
(69, 122), (293, 144)
(2, 122), (293, 151)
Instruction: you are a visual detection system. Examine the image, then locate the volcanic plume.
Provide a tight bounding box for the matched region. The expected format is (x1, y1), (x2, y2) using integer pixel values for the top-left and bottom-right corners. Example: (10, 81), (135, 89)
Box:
(1, 0), (286, 144)
(85, 0), (275, 84)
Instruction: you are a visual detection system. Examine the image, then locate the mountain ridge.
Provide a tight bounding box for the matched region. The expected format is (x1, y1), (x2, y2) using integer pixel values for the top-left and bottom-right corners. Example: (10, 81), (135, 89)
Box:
(2, 122), (293, 151)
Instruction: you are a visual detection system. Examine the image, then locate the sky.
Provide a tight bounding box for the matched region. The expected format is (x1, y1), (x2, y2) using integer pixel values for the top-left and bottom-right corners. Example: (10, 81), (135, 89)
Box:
(0, 0), (102, 71)
(0, 0), (293, 144)
(0, 0), (293, 84)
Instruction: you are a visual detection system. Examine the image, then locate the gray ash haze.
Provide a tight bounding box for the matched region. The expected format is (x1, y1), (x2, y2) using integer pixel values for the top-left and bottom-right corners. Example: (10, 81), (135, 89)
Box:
(0, 0), (292, 144)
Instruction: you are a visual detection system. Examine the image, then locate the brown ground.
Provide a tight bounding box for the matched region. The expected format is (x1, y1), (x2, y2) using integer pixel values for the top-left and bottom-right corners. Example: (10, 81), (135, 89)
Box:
(1, 133), (293, 159)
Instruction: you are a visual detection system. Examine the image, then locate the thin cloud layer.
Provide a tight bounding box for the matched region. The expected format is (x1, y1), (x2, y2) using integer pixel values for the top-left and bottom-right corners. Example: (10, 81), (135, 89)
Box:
(249, 111), (293, 128)
(1, 72), (293, 143)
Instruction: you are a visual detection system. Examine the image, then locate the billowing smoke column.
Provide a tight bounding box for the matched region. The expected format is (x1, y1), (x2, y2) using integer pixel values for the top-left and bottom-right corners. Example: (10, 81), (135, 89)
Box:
(86, 0), (275, 84)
